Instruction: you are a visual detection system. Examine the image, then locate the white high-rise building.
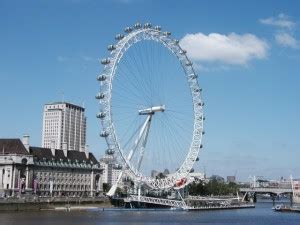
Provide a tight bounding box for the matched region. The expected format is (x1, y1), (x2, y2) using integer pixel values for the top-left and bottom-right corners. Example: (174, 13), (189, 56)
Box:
(42, 102), (86, 151)
(100, 154), (122, 186)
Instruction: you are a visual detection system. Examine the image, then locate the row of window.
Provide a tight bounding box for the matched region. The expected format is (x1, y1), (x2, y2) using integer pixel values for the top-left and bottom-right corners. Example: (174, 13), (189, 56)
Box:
(37, 171), (91, 178)
(39, 184), (91, 191)
(39, 178), (90, 184)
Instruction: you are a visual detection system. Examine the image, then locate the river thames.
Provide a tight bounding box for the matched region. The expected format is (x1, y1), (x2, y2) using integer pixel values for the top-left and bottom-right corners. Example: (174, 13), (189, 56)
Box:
(0, 202), (299, 225)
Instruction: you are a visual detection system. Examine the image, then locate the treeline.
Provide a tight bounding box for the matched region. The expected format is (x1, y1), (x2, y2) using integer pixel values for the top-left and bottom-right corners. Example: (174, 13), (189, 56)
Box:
(188, 179), (239, 196)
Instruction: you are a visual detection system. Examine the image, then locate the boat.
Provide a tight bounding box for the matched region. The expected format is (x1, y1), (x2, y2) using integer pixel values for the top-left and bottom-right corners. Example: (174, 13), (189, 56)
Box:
(273, 204), (291, 212)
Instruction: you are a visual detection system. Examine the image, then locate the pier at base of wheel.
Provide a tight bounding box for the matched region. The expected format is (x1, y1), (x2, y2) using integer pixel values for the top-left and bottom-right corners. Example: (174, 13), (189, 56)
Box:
(116, 195), (255, 211)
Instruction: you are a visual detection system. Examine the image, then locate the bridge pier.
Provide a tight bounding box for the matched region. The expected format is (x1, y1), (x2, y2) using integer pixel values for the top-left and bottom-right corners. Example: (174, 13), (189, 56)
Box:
(253, 193), (257, 203)
(244, 193), (249, 202)
(270, 194), (277, 207)
(290, 193), (293, 206)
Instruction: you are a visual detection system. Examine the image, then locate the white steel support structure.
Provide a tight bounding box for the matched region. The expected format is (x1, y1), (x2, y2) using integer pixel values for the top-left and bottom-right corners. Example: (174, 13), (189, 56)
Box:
(107, 107), (162, 196)
(126, 195), (190, 210)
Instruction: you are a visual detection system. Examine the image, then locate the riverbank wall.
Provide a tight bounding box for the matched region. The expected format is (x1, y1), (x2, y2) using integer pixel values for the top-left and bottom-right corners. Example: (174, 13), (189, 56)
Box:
(0, 196), (112, 211)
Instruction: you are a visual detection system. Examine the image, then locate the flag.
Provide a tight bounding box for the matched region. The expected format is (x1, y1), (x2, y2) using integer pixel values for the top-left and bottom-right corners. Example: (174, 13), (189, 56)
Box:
(50, 180), (53, 194)
(33, 179), (38, 194)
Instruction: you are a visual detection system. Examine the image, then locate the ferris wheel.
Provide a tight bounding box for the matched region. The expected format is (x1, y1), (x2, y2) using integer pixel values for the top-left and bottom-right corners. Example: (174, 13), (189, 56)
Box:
(96, 22), (204, 193)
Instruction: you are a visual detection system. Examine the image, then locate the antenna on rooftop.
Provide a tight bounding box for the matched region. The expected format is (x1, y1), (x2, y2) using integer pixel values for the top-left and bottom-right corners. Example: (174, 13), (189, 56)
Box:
(61, 91), (65, 103)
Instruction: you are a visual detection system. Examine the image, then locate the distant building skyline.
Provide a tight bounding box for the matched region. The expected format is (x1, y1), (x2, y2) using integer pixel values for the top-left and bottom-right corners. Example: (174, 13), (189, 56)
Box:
(227, 176), (236, 183)
(42, 102), (86, 151)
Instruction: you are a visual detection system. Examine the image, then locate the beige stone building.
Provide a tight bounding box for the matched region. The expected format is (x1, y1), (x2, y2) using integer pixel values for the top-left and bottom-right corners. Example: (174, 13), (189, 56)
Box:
(0, 137), (102, 197)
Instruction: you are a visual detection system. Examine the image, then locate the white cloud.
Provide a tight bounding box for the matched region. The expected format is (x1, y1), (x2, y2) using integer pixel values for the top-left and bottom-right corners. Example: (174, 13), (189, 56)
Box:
(275, 32), (299, 49)
(260, 13), (300, 49)
(81, 56), (97, 62)
(180, 32), (269, 65)
(57, 55), (98, 63)
(57, 56), (69, 62)
(259, 13), (295, 29)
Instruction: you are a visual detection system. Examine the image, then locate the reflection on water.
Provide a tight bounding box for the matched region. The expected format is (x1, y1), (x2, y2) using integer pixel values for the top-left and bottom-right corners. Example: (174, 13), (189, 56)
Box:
(0, 203), (299, 225)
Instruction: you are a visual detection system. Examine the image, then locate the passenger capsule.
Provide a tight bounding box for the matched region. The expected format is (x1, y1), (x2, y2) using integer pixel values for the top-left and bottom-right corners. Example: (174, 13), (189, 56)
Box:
(100, 131), (109, 137)
(195, 157), (199, 161)
(115, 34), (124, 40)
(179, 50), (187, 55)
(105, 149), (115, 155)
(189, 74), (198, 79)
(174, 39), (179, 44)
(123, 177), (132, 182)
(134, 22), (142, 29)
(144, 23), (152, 28)
(163, 31), (171, 36)
(190, 168), (195, 173)
(96, 112), (106, 119)
(202, 131), (205, 135)
(154, 26), (161, 31)
(200, 144), (203, 148)
(186, 61), (193, 66)
(107, 45), (116, 51)
(113, 164), (122, 170)
(101, 58), (110, 65)
(199, 115), (205, 120)
(95, 92), (105, 100)
(97, 74), (106, 81)
(124, 27), (133, 33)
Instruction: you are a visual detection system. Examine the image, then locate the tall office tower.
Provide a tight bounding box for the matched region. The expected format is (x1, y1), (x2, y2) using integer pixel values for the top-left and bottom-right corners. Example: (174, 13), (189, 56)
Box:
(42, 102), (87, 151)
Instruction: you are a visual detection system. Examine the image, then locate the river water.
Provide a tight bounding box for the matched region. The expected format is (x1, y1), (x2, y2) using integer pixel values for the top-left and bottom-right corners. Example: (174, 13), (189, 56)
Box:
(0, 203), (299, 225)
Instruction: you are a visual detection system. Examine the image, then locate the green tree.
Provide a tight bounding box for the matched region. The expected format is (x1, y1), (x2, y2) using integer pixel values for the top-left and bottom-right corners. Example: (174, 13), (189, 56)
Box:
(103, 183), (111, 193)
(188, 179), (238, 196)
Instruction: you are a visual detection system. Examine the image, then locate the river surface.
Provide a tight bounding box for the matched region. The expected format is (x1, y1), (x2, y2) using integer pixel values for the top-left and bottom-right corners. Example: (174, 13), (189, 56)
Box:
(0, 202), (299, 225)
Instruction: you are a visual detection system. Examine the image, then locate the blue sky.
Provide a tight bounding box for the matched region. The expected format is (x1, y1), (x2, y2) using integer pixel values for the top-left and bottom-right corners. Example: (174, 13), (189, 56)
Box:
(0, 0), (300, 181)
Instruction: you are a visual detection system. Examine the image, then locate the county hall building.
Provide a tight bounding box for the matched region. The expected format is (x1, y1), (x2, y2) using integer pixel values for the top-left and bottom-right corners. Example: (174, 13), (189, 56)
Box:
(0, 102), (102, 197)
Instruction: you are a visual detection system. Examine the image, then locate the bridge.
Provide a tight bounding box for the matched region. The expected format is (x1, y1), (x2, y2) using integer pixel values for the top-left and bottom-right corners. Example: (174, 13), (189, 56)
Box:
(240, 187), (292, 195)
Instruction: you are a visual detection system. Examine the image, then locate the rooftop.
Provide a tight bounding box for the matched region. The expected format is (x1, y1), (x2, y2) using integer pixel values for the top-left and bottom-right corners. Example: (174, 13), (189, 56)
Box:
(0, 139), (98, 165)
(0, 139), (29, 155)
(45, 102), (85, 111)
(30, 147), (98, 165)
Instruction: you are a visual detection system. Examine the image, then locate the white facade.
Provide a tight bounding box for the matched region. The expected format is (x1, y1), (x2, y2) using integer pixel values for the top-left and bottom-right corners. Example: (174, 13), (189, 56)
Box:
(111, 167), (121, 185)
(190, 172), (206, 181)
(101, 163), (109, 184)
(0, 155), (33, 193)
(100, 154), (122, 186)
(0, 138), (102, 197)
(42, 102), (86, 151)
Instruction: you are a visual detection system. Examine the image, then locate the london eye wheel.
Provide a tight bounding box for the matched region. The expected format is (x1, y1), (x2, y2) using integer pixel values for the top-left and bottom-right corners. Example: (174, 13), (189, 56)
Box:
(96, 22), (204, 191)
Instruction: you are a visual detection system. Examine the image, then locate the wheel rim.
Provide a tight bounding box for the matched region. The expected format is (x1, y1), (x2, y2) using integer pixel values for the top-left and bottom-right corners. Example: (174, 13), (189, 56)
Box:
(97, 23), (204, 189)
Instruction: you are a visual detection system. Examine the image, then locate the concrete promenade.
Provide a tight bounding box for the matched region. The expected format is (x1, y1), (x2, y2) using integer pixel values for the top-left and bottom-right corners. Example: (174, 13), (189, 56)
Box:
(0, 196), (111, 211)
